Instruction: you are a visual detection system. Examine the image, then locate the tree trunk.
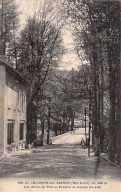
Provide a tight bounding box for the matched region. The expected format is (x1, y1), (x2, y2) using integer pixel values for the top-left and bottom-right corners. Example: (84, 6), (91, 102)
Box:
(118, 2), (121, 164)
(47, 107), (51, 144)
(100, 52), (104, 152)
(92, 44), (100, 156)
(0, 0), (3, 55)
(71, 111), (75, 131)
(27, 102), (37, 144)
(40, 120), (44, 145)
(108, 48), (117, 163)
(88, 89), (92, 156)
(71, 117), (74, 131)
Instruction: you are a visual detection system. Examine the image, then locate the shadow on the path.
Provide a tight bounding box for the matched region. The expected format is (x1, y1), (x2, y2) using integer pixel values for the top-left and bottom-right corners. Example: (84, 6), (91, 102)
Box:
(94, 157), (100, 177)
(0, 144), (121, 180)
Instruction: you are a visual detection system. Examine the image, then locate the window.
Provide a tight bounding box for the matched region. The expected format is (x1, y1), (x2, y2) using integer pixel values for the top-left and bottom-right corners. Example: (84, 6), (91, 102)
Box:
(22, 94), (24, 111)
(13, 90), (17, 109)
(18, 91), (22, 110)
(18, 91), (20, 110)
(7, 121), (14, 145)
(18, 91), (26, 112)
(22, 93), (26, 112)
(20, 92), (22, 110)
(8, 88), (12, 107)
(19, 123), (24, 140)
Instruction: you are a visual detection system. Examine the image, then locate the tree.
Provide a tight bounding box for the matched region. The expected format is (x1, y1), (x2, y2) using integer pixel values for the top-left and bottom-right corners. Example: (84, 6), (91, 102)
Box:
(65, 0), (121, 161)
(17, 0), (64, 143)
(44, 66), (89, 134)
(0, 0), (19, 55)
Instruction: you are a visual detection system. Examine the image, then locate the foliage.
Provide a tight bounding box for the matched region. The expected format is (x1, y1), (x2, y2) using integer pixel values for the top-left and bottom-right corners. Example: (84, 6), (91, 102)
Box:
(65, 0), (121, 161)
(16, 0), (64, 143)
(0, 0), (19, 55)
(37, 65), (89, 139)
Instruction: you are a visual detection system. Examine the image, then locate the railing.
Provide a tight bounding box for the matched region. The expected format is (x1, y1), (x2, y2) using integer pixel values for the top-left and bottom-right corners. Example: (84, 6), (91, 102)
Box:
(51, 131), (71, 144)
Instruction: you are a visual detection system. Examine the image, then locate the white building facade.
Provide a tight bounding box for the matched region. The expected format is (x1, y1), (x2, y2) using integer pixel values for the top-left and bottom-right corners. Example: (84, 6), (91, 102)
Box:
(0, 56), (28, 155)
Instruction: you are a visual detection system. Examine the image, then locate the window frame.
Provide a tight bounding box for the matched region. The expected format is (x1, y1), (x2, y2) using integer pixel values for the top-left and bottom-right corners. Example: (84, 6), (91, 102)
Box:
(19, 121), (25, 141)
(7, 120), (15, 145)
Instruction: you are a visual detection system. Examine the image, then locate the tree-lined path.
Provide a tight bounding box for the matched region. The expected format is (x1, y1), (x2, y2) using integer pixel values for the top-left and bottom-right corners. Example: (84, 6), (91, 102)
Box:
(0, 0), (121, 168)
(52, 128), (88, 145)
(0, 129), (121, 181)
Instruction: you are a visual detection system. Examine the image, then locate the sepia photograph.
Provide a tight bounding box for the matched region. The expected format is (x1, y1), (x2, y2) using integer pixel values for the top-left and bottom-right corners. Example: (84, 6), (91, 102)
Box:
(0, 0), (121, 192)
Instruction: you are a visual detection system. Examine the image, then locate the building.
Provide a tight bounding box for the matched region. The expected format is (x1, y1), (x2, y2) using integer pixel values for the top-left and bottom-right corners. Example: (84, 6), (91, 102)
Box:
(0, 56), (28, 155)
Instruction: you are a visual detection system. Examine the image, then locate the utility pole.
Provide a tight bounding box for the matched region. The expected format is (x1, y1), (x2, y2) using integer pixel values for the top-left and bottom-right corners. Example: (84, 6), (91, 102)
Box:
(88, 89), (92, 156)
(88, 122), (91, 156)
(84, 108), (87, 138)
(47, 98), (51, 145)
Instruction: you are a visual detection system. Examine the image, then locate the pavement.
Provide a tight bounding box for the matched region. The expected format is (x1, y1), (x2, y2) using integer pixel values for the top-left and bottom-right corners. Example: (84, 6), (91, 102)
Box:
(0, 128), (121, 182)
(52, 128), (86, 145)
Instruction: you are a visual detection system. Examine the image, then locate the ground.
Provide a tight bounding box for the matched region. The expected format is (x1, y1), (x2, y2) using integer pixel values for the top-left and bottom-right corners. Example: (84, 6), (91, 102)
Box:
(0, 128), (121, 182)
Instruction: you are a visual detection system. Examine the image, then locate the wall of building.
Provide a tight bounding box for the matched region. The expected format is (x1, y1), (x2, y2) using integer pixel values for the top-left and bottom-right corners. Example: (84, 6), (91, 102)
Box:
(0, 64), (6, 155)
(4, 69), (27, 153)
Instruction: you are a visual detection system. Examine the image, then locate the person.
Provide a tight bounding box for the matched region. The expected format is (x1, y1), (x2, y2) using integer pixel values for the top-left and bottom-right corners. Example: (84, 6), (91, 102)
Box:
(80, 138), (85, 148)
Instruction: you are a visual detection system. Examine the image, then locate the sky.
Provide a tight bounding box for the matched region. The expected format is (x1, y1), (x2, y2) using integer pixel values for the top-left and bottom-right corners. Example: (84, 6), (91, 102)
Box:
(16, 0), (81, 71)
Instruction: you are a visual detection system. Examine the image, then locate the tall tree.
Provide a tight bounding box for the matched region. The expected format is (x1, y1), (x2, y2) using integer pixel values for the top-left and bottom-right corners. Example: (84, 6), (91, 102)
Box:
(17, 0), (64, 143)
(0, 0), (19, 55)
(65, 0), (121, 160)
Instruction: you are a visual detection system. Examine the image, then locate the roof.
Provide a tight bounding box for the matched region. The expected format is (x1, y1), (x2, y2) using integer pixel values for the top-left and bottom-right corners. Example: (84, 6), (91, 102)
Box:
(0, 58), (29, 86)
